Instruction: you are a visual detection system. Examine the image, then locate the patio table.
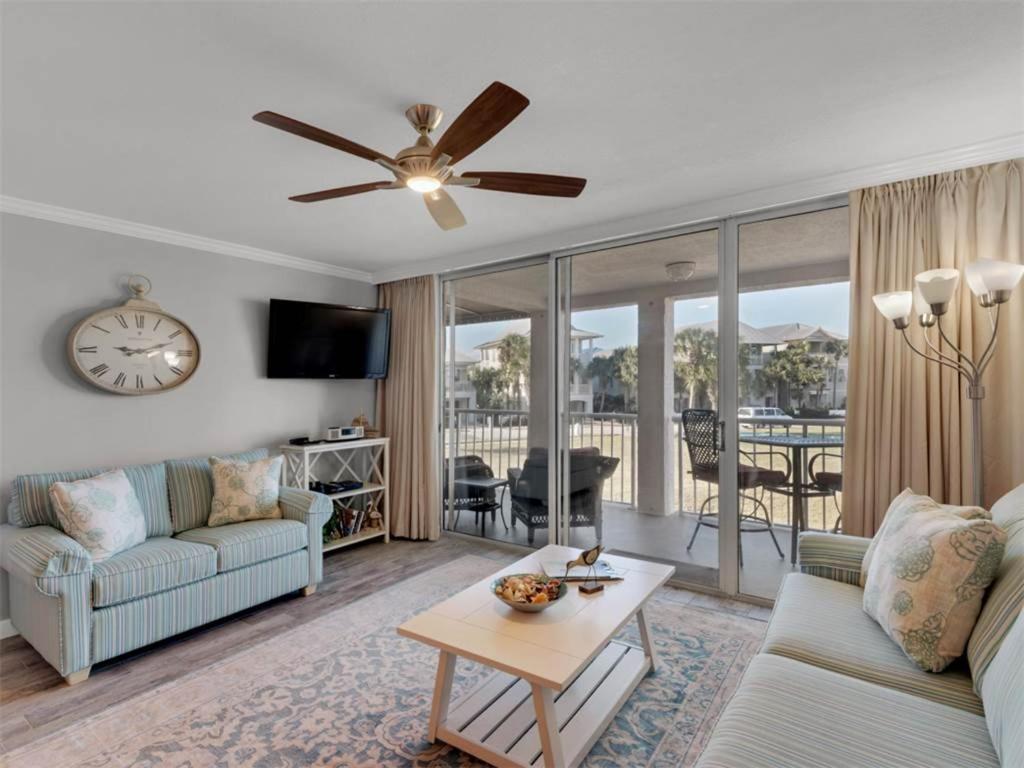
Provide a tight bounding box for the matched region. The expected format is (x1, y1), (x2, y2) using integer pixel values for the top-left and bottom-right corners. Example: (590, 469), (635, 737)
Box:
(453, 476), (510, 533)
(738, 432), (844, 563)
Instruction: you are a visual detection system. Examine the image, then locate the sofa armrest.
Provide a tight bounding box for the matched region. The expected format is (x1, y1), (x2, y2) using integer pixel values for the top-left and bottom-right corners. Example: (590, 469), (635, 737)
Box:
(797, 531), (872, 586)
(0, 524), (92, 679)
(279, 487), (332, 587)
(1, 524), (92, 583)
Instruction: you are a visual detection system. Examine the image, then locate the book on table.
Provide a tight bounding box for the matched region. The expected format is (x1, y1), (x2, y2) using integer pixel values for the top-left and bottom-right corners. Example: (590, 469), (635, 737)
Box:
(541, 559), (624, 581)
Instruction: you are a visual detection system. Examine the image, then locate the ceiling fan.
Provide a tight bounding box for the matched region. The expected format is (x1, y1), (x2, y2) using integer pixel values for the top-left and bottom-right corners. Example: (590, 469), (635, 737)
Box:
(253, 81), (586, 231)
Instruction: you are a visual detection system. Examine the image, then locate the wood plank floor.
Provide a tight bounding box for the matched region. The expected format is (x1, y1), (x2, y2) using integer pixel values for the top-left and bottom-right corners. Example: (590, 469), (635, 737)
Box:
(0, 536), (767, 755)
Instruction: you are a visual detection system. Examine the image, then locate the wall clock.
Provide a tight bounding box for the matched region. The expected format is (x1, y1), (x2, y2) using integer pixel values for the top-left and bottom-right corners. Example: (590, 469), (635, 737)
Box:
(67, 275), (201, 395)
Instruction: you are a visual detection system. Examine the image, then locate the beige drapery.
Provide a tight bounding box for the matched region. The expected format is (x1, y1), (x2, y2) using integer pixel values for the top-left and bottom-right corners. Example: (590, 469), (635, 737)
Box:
(844, 160), (1023, 537)
(376, 275), (440, 540)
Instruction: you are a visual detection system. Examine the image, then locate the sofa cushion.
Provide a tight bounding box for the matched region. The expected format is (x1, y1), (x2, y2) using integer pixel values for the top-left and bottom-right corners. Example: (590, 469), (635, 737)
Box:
(9, 461), (172, 537)
(980, 614), (1023, 766)
(861, 489), (1005, 672)
(92, 537), (216, 607)
(50, 469), (148, 563)
(166, 448), (269, 533)
(207, 455), (284, 527)
(763, 573), (982, 714)
(175, 519), (307, 572)
(968, 482), (1024, 687)
(695, 654), (999, 768)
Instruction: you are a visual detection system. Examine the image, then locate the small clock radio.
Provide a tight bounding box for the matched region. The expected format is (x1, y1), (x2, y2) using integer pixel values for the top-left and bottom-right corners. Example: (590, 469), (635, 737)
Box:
(326, 426), (364, 441)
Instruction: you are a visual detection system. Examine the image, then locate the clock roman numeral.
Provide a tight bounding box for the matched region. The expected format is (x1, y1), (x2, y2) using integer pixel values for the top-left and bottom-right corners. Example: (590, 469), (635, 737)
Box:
(135, 314), (145, 329)
(114, 314), (129, 329)
(77, 346), (98, 353)
(169, 365), (184, 376)
(177, 350), (194, 357)
(153, 374), (163, 386)
(152, 318), (162, 332)
(91, 324), (110, 334)
(168, 329), (182, 340)
(113, 372), (127, 388)
(90, 363), (109, 377)
(135, 374), (144, 390)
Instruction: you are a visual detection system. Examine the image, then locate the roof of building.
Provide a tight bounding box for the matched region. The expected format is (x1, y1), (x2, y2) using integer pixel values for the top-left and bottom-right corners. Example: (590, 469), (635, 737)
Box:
(679, 320), (847, 345)
(475, 325), (601, 349)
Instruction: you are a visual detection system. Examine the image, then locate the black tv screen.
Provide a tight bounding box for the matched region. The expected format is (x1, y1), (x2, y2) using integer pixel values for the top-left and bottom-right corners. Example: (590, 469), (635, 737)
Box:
(267, 299), (391, 379)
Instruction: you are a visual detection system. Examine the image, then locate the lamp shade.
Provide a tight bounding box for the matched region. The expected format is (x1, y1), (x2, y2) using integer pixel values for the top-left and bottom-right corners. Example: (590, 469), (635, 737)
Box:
(915, 269), (960, 306)
(964, 259), (1024, 296)
(913, 286), (932, 316)
(873, 291), (913, 321)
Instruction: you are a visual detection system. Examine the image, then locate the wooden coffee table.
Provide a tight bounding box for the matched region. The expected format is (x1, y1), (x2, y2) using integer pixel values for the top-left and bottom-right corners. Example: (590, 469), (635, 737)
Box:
(397, 545), (674, 768)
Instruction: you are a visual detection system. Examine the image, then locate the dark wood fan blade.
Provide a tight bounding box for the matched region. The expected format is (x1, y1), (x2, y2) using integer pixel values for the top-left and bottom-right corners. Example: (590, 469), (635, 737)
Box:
(254, 111), (393, 164)
(431, 82), (529, 165)
(460, 172), (587, 197)
(289, 181), (393, 203)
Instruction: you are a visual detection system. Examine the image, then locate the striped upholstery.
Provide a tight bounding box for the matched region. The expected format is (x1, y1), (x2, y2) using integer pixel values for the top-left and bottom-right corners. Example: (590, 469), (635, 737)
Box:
(797, 531), (871, 585)
(695, 654), (999, 768)
(1, 524), (92, 580)
(980, 614), (1023, 766)
(92, 538), (216, 607)
(279, 486), (331, 587)
(166, 448), (270, 532)
(763, 573), (982, 714)
(176, 519), (307, 573)
(92, 549), (308, 663)
(9, 462), (172, 537)
(0, 525), (92, 676)
(968, 482), (1024, 689)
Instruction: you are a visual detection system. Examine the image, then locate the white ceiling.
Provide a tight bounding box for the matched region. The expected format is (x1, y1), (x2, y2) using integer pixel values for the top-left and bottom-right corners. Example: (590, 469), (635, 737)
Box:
(2, 2), (1022, 282)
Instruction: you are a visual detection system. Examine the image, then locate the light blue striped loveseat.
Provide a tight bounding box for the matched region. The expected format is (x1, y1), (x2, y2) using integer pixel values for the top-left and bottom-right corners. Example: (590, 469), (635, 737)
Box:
(697, 483), (1024, 768)
(0, 448), (331, 684)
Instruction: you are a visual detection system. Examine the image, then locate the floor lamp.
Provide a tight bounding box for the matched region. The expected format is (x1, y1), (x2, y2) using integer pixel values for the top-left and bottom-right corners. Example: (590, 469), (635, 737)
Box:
(873, 259), (1024, 506)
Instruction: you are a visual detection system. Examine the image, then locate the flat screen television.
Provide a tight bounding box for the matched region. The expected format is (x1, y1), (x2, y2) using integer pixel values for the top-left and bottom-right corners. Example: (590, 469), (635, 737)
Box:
(267, 299), (391, 379)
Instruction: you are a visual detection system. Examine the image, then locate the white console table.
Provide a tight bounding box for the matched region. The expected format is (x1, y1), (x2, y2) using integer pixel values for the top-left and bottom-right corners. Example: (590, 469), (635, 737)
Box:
(280, 437), (390, 552)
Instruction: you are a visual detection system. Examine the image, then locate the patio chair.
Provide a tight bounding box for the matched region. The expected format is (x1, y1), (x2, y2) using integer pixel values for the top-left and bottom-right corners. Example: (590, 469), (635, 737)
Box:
(443, 455), (501, 530)
(506, 447), (619, 546)
(681, 409), (789, 564)
(808, 452), (843, 533)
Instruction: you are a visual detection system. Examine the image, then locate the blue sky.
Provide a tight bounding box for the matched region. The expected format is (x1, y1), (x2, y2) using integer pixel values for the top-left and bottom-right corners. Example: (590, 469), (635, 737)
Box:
(451, 282), (850, 354)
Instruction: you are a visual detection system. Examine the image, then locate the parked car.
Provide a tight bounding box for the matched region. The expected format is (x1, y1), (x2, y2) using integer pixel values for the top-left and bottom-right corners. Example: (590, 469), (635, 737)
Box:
(738, 406), (792, 420)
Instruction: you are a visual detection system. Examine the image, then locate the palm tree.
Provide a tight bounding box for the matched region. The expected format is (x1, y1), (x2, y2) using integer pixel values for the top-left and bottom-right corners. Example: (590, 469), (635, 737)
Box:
(674, 328), (718, 409)
(611, 346), (638, 412)
(823, 339), (849, 409)
(497, 333), (530, 409)
(586, 354), (617, 412)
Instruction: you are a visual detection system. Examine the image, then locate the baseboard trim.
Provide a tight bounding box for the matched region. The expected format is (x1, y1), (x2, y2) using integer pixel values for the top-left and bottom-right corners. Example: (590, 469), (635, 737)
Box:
(0, 619), (19, 640)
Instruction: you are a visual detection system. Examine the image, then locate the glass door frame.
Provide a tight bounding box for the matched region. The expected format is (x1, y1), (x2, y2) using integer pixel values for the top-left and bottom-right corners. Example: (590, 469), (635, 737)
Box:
(437, 194), (847, 598)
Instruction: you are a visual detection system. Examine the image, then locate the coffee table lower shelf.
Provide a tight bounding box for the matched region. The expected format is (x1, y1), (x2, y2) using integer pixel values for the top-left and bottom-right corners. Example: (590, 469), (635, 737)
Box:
(434, 641), (649, 768)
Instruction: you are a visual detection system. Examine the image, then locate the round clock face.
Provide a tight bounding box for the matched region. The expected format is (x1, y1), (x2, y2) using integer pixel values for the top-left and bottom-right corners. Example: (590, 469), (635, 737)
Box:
(69, 306), (200, 395)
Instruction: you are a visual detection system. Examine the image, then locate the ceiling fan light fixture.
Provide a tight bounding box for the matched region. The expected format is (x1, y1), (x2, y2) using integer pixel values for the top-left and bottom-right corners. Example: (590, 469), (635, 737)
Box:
(406, 175), (441, 193)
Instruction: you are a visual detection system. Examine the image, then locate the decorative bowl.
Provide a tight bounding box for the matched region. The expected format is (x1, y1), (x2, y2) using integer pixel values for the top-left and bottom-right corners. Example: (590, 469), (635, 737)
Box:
(491, 573), (568, 613)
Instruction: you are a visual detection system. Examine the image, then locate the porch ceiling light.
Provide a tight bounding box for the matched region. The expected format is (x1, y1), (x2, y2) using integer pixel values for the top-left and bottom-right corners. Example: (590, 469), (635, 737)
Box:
(872, 291), (913, 328)
(914, 268), (959, 315)
(666, 261), (696, 282)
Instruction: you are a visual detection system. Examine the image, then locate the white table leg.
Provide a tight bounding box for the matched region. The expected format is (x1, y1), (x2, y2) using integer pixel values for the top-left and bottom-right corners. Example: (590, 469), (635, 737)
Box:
(428, 650), (455, 743)
(532, 683), (566, 768)
(638, 608), (658, 673)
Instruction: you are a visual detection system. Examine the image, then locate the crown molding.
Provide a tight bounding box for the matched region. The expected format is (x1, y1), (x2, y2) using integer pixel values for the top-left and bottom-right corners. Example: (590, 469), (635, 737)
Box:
(0, 196), (374, 283)
(370, 133), (1024, 284)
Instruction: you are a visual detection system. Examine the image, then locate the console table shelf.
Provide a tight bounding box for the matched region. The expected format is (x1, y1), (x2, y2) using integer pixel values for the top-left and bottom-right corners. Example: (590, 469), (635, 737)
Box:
(281, 438), (390, 552)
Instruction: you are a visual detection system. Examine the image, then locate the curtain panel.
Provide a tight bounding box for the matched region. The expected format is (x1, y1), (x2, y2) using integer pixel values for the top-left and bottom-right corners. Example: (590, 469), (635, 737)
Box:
(844, 159), (1023, 537)
(376, 275), (440, 540)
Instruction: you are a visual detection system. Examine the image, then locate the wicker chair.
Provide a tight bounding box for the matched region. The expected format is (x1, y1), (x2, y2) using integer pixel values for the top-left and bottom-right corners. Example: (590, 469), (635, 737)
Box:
(681, 409), (789, 564)
(808, 452), (843, 533)
(507, 447), (620, 546)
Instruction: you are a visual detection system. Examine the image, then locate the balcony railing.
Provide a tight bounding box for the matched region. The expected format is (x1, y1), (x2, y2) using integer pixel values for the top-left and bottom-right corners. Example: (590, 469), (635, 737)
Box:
(445, 408), (844, 533)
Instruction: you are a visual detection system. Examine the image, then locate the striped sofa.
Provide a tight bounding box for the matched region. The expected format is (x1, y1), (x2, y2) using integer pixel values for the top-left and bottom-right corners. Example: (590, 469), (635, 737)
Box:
(0, 448), (331, 684)
(697, 483), (1024, 768)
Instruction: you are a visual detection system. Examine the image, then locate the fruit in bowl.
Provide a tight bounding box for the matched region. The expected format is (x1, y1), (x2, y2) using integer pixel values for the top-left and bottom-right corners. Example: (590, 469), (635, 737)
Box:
(491, 573), (567, 613)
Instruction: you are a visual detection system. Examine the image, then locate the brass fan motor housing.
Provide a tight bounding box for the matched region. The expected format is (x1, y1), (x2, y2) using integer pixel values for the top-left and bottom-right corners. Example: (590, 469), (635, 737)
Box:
(405, 104), (443, 135)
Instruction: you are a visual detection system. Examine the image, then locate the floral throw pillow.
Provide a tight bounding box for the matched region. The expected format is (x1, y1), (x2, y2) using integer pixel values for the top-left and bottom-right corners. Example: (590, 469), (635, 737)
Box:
(49, 468), (147, 562)
(863, 489), (1006, 672)
(207, 455), (284, 527)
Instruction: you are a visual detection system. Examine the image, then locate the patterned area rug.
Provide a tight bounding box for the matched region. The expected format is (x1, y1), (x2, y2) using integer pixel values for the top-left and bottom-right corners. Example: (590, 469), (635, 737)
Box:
(5, 556), (765, 768)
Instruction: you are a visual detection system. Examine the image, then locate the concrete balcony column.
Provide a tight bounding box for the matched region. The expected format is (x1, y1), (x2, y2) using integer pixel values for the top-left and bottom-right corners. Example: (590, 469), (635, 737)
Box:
(528, 310), (549, 449)
(637, 297), (674, 516)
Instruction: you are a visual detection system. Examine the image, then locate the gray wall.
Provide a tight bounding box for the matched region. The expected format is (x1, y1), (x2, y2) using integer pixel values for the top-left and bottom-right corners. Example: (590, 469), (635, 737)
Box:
(0, 213), (378, 622)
